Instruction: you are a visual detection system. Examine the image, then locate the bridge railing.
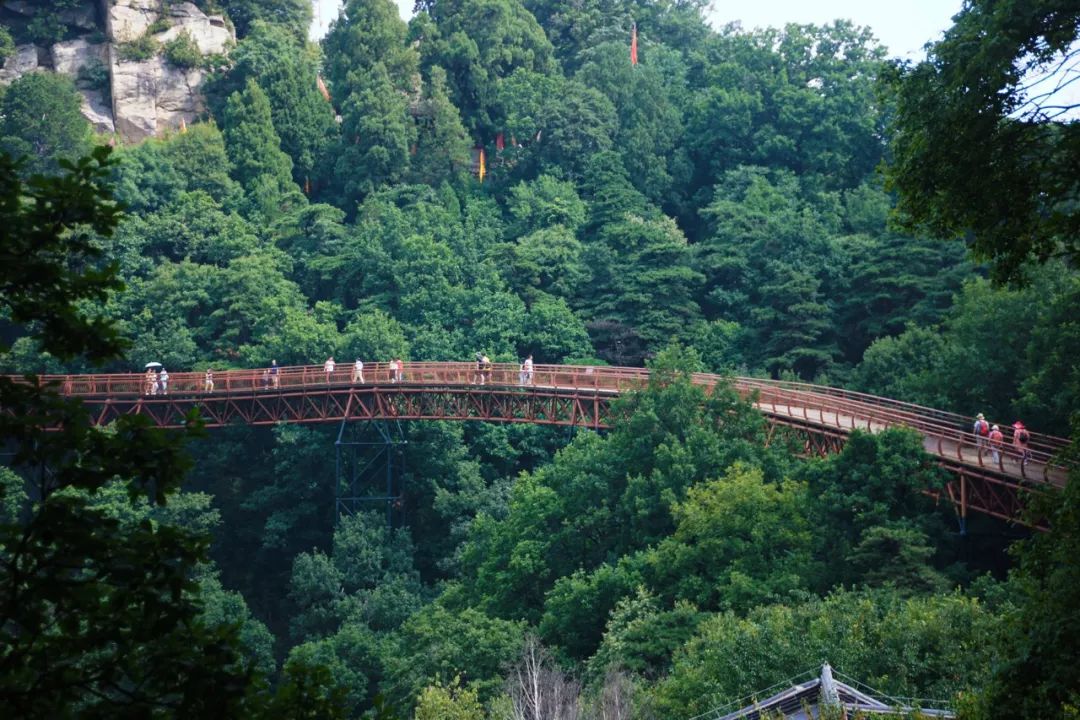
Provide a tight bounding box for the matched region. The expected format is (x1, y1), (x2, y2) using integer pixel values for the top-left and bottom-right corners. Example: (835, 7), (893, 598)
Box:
(24, 362), (654, 398)
(736, 378), (1066, 484)
(731, 376), (1067, 455)
(13, 363), (1069, 484)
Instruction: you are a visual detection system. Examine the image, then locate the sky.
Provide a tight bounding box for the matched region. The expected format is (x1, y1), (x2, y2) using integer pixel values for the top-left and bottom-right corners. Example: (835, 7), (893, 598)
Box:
(309, 0), (963, 59)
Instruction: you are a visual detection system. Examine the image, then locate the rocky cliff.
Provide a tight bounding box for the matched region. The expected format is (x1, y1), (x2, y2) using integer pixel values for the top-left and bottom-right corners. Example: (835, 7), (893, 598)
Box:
(0, 0), (234, 142)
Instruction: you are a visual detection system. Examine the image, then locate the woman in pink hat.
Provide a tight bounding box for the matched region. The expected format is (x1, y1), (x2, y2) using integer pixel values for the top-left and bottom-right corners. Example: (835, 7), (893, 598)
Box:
(1012, 421), (1031, 466)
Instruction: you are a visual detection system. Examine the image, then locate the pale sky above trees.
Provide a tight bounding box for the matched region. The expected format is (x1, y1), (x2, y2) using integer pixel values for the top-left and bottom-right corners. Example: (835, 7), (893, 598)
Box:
(310, 0), (961, 58)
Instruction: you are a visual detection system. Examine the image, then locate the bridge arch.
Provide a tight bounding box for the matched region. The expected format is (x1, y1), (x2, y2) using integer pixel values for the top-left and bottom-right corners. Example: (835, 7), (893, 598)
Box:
(21, 362), (1071, 525)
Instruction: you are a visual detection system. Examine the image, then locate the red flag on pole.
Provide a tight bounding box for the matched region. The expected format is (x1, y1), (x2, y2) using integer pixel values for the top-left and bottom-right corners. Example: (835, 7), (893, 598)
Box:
(630, 23), (638, 65)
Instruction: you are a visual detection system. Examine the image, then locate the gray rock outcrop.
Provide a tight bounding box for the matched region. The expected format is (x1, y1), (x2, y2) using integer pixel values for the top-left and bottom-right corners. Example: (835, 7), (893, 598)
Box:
(51, 38), (106, 77)
(0, 0), (234, 142)
(0, 44), (41, 84)
(106, 0), (163, 43)
(52, 39), (115, 134)
(157, 3), (232, 55)
(107, 0), (235, 141)
(110, 55), (204, 139)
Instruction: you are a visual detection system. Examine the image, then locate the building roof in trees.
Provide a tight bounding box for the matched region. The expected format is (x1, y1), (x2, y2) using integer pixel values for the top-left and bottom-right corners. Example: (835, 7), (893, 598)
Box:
(698, 664), (954, 720)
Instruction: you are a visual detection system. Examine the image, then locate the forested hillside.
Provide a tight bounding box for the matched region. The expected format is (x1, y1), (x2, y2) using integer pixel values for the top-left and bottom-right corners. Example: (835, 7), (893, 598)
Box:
(1, 0), (1078, 717)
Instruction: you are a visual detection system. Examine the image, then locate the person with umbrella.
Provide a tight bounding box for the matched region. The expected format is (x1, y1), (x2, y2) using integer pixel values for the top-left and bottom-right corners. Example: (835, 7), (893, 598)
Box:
(144, 362), (162, 395)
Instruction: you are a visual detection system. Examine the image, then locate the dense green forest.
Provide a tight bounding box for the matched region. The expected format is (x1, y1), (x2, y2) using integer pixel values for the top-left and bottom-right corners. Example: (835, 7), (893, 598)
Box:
(1, 0), (1079, 717)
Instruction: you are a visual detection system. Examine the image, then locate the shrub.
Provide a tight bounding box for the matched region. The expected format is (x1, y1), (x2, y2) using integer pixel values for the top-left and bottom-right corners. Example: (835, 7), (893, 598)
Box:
(117, 34), (160, 62)
(202, 53), (230, 72)
(0, 26), (14, 64)
(146, 17), (172, 35)
(163, 30), (202, 70)
(77, 57), (110, 93)
(26, 13), (68, 46)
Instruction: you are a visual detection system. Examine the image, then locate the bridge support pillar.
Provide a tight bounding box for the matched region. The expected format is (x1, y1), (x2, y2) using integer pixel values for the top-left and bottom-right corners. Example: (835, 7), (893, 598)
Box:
(334, 419), (407, 528)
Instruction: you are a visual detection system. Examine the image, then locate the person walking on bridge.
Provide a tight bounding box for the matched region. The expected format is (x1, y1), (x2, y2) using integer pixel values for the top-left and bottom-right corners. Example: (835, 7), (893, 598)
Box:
(988, 424), (1003, 465)
(270, 359), (280, 389)
(324, 356), (336, 383)
(1012, 421), (1031, 467)
(159, 368), (169, 395)
(204, 368), (214, 392)
(522, 354), (534, 385)
(352, 358), (364, 383)
(474, 353), (488, 385)
(973, 413), (990, 455)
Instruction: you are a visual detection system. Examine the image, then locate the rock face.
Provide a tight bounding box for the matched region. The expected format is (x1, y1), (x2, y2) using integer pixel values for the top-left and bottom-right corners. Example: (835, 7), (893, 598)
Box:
(106, 0), (163, 44)
(51, 38), (107, 77)
(110, 56), (205, 140)
(106, 0), (236, 142)
(0, 44), (41, 84)
(157, 3), (232, 55)
(52, 39), (115, 134)
(0, 0), (235, 142)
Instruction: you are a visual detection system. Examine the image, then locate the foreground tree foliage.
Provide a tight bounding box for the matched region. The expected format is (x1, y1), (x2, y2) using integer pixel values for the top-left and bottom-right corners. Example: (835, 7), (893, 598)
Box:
(0, 150), (341, 717)
(653, 589), (1002, 718)
(883, 0), (1080, 283)
(963, 438), (1080, 719)
(2, 0), (1077, 716)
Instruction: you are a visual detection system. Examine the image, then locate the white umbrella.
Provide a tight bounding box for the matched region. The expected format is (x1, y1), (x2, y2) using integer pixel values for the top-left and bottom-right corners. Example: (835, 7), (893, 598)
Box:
(144, 362), (163, 369)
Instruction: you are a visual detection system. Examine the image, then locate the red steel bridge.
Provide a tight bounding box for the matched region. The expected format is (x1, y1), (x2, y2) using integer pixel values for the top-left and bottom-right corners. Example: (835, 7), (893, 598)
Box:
(19, 362), (1072, 526)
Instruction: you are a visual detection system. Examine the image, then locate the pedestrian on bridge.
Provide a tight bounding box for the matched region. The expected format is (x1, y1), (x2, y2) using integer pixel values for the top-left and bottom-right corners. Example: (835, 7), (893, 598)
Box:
(159, 368), (169, 395)
(270, 359), (280, 389)
(988, 424), (1003, 465)
(145, 368), (156, 396)
(324, 356), (336, 383)
(204, 368), (214, 392)
(352, 358), (364, 383)
(474, 353), (488, 385)
(973, 413), (990, 455)
(393, 358), (404, 383)
(1012, 421), (1031, 467)
(521, 354), (534, 385)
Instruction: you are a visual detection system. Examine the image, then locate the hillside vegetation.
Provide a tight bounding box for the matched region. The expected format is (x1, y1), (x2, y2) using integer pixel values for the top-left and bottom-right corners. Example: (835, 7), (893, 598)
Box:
(1, 0), (1078, 717)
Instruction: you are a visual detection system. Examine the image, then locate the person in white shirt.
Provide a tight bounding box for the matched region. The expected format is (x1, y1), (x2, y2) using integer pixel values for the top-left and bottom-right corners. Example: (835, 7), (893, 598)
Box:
(352, 358), (364, 383)
(324, 356), (335, 383)
(523, 354), (534, 385)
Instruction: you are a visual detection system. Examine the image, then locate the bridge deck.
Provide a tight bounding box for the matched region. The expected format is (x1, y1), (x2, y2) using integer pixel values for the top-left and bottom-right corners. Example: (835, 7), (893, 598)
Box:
(8, 361), (1070, 524)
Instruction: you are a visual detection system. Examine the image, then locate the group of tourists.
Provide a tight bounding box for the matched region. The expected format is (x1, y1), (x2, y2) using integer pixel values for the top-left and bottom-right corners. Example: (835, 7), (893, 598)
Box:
(973, 413), (1032, 466)
(474, 353), (535, 385)
(143, 367), (169, 395)
(143, 354), (540, 394)
(323, 357), (402, 383)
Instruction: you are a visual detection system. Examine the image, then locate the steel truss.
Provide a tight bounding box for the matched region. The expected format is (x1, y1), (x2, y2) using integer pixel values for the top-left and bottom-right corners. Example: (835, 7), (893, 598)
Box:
(58, 382), (1060, 528)
(766, 419), (1051, 530)
(80, 385), (615, 430)
(335, 419), (407, 527)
